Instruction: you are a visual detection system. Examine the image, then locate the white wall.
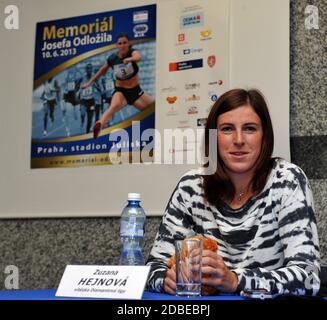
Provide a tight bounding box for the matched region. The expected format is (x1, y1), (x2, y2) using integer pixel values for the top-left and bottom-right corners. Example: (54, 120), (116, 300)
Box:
(0, 0), (289, 218)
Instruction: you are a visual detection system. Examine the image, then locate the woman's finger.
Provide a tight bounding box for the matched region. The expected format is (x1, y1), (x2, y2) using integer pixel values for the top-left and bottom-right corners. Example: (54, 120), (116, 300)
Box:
(201, 265), (225, 276)
(164, 268), (176, 294)
(164, 283), (175, 295)
(202, 250), (221, 259)
(201, 275), (223, 287)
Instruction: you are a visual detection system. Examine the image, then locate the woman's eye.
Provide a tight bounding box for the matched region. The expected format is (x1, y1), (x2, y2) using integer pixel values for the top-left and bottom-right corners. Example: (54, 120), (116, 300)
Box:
(244, 126), (257, 132)
(221, 126), (233, 132)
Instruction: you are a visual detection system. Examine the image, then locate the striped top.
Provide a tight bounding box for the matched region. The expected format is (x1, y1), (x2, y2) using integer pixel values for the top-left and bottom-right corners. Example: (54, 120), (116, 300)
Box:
(146, 159), (320, 295)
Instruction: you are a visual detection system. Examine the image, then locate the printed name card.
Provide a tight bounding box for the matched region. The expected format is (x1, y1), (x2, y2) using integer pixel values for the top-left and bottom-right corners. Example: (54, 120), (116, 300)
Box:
(56, 265), (150, 300)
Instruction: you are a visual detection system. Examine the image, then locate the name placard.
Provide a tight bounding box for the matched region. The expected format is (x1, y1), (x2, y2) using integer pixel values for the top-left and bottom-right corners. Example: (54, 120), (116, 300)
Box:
(56, 265), (150, 300)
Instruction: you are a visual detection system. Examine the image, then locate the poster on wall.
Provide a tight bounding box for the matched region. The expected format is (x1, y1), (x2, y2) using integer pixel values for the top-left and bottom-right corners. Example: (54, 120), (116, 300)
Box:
(30, 4), (156, 169)
(156, 0), (229, 163)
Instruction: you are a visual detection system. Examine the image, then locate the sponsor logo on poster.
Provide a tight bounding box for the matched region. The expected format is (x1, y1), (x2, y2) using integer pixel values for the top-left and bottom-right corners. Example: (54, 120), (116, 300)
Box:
(169, 147), (192, 154)
(169, 137), (196, 154)
(208, 80), (223, 86)
(183, 47), (203, 55)
(169, 59), (203, 72)
(209, 91), (218, 102)
(166, 96), (177, 104)
(133, 10), (149, 23)
(187, 106), (198, 114)
(196, 118), (207, 127)
(185, 82), (200, 90)
(180, 12), (204, 29)
(166, 96), (178, 115)
(133, 24), (148, 37)
(166, 111), (178, 116)
(185, 94), (200, 102)
(197, 118), (207, 127)
(182, 5), (203, 13)
(176, 33), (188, 45)
(207, 55), (216, 68)
(161, 86), (177, 92)
(178, 120), (191, 129)
(200, 29), (213, 40)
(166, 105), (178, 116)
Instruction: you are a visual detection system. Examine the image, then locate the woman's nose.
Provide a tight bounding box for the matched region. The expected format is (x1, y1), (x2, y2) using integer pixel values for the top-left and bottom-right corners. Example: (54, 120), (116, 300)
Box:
(233, 130), (245, 145)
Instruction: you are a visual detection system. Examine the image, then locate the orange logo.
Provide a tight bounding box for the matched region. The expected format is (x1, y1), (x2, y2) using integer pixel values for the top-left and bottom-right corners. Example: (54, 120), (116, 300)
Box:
(166, 96), (177, 104)
(178, 33), (185, 42)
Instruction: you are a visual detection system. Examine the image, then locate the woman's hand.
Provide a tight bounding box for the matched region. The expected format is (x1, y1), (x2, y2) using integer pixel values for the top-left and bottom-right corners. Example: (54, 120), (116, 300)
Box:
(201, 250), (238, 293)
(163, 265), (176, 295)
(123, 50), (141, 64)
(123, 57), (133, 64)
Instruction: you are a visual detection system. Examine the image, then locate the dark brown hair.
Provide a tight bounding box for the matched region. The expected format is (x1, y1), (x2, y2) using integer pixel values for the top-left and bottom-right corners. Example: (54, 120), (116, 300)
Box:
(116, 33), (129, 42)
(203, 88), (275, 206)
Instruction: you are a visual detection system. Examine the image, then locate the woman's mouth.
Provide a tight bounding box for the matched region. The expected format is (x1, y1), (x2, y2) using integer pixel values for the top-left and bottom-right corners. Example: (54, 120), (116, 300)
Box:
(230, 152), (249, 156)
(229, 152), (249, 159)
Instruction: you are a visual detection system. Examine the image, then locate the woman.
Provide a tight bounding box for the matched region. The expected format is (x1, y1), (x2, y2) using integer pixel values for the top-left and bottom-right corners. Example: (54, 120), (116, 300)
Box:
(81, 33), (154, 138)
(146, 88), (320, 296)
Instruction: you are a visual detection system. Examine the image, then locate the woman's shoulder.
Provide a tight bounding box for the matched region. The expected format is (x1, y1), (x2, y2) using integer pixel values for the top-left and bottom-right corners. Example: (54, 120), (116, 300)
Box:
(107, 51), (119, 63)
(273, 158), (308, 178)
(179, 168), (204, 181)
(269, 158), (310, 188)
(174, 168), (204, 190)
(173, 168), (204, 200)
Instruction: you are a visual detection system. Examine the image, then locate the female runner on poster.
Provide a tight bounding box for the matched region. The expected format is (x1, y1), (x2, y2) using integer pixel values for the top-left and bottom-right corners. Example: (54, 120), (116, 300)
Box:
(81, 33), (154, 138)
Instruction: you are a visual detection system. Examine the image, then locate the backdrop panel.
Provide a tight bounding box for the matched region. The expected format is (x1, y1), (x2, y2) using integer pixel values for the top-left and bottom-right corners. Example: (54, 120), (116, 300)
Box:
(0, 0), (289, 217)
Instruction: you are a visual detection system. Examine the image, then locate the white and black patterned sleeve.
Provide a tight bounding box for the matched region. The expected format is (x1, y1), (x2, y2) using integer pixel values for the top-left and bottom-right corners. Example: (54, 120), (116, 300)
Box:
(232, 166), (320, 295)
(146, 173), (199, 292)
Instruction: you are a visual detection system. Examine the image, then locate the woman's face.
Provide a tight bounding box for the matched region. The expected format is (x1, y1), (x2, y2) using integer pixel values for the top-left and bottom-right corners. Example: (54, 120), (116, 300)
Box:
(116, 37), (129, 55)
(217, 104), (263, 178)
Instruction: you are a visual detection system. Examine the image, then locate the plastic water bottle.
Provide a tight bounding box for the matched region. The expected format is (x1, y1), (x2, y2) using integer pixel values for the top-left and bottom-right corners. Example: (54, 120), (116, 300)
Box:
(119, 193), (146, 265)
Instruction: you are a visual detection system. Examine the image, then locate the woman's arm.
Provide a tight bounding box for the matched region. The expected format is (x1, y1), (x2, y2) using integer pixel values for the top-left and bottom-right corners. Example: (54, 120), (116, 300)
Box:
(81, 64), (109, 89)
(231, 168), (320, 295)
(123, 50), (141, 64)
(146, 173), (199, 293)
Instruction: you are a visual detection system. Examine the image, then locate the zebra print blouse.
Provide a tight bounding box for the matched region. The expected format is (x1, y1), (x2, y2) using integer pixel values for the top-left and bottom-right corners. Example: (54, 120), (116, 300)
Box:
(146, 159), (320, 295)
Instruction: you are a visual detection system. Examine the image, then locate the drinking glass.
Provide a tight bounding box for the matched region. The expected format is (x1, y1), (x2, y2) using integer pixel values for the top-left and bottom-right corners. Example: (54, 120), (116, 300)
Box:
(175, 238), (202, 296)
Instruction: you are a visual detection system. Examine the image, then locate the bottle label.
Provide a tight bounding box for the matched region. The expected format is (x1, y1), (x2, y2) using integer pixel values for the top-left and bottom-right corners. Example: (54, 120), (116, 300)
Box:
(120, 220), (144, 238)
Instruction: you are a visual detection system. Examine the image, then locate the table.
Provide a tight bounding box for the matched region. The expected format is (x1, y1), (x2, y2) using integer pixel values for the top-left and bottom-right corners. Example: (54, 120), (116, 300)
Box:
(0, 289), (244, 300)
(0, 289), (325, 320)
